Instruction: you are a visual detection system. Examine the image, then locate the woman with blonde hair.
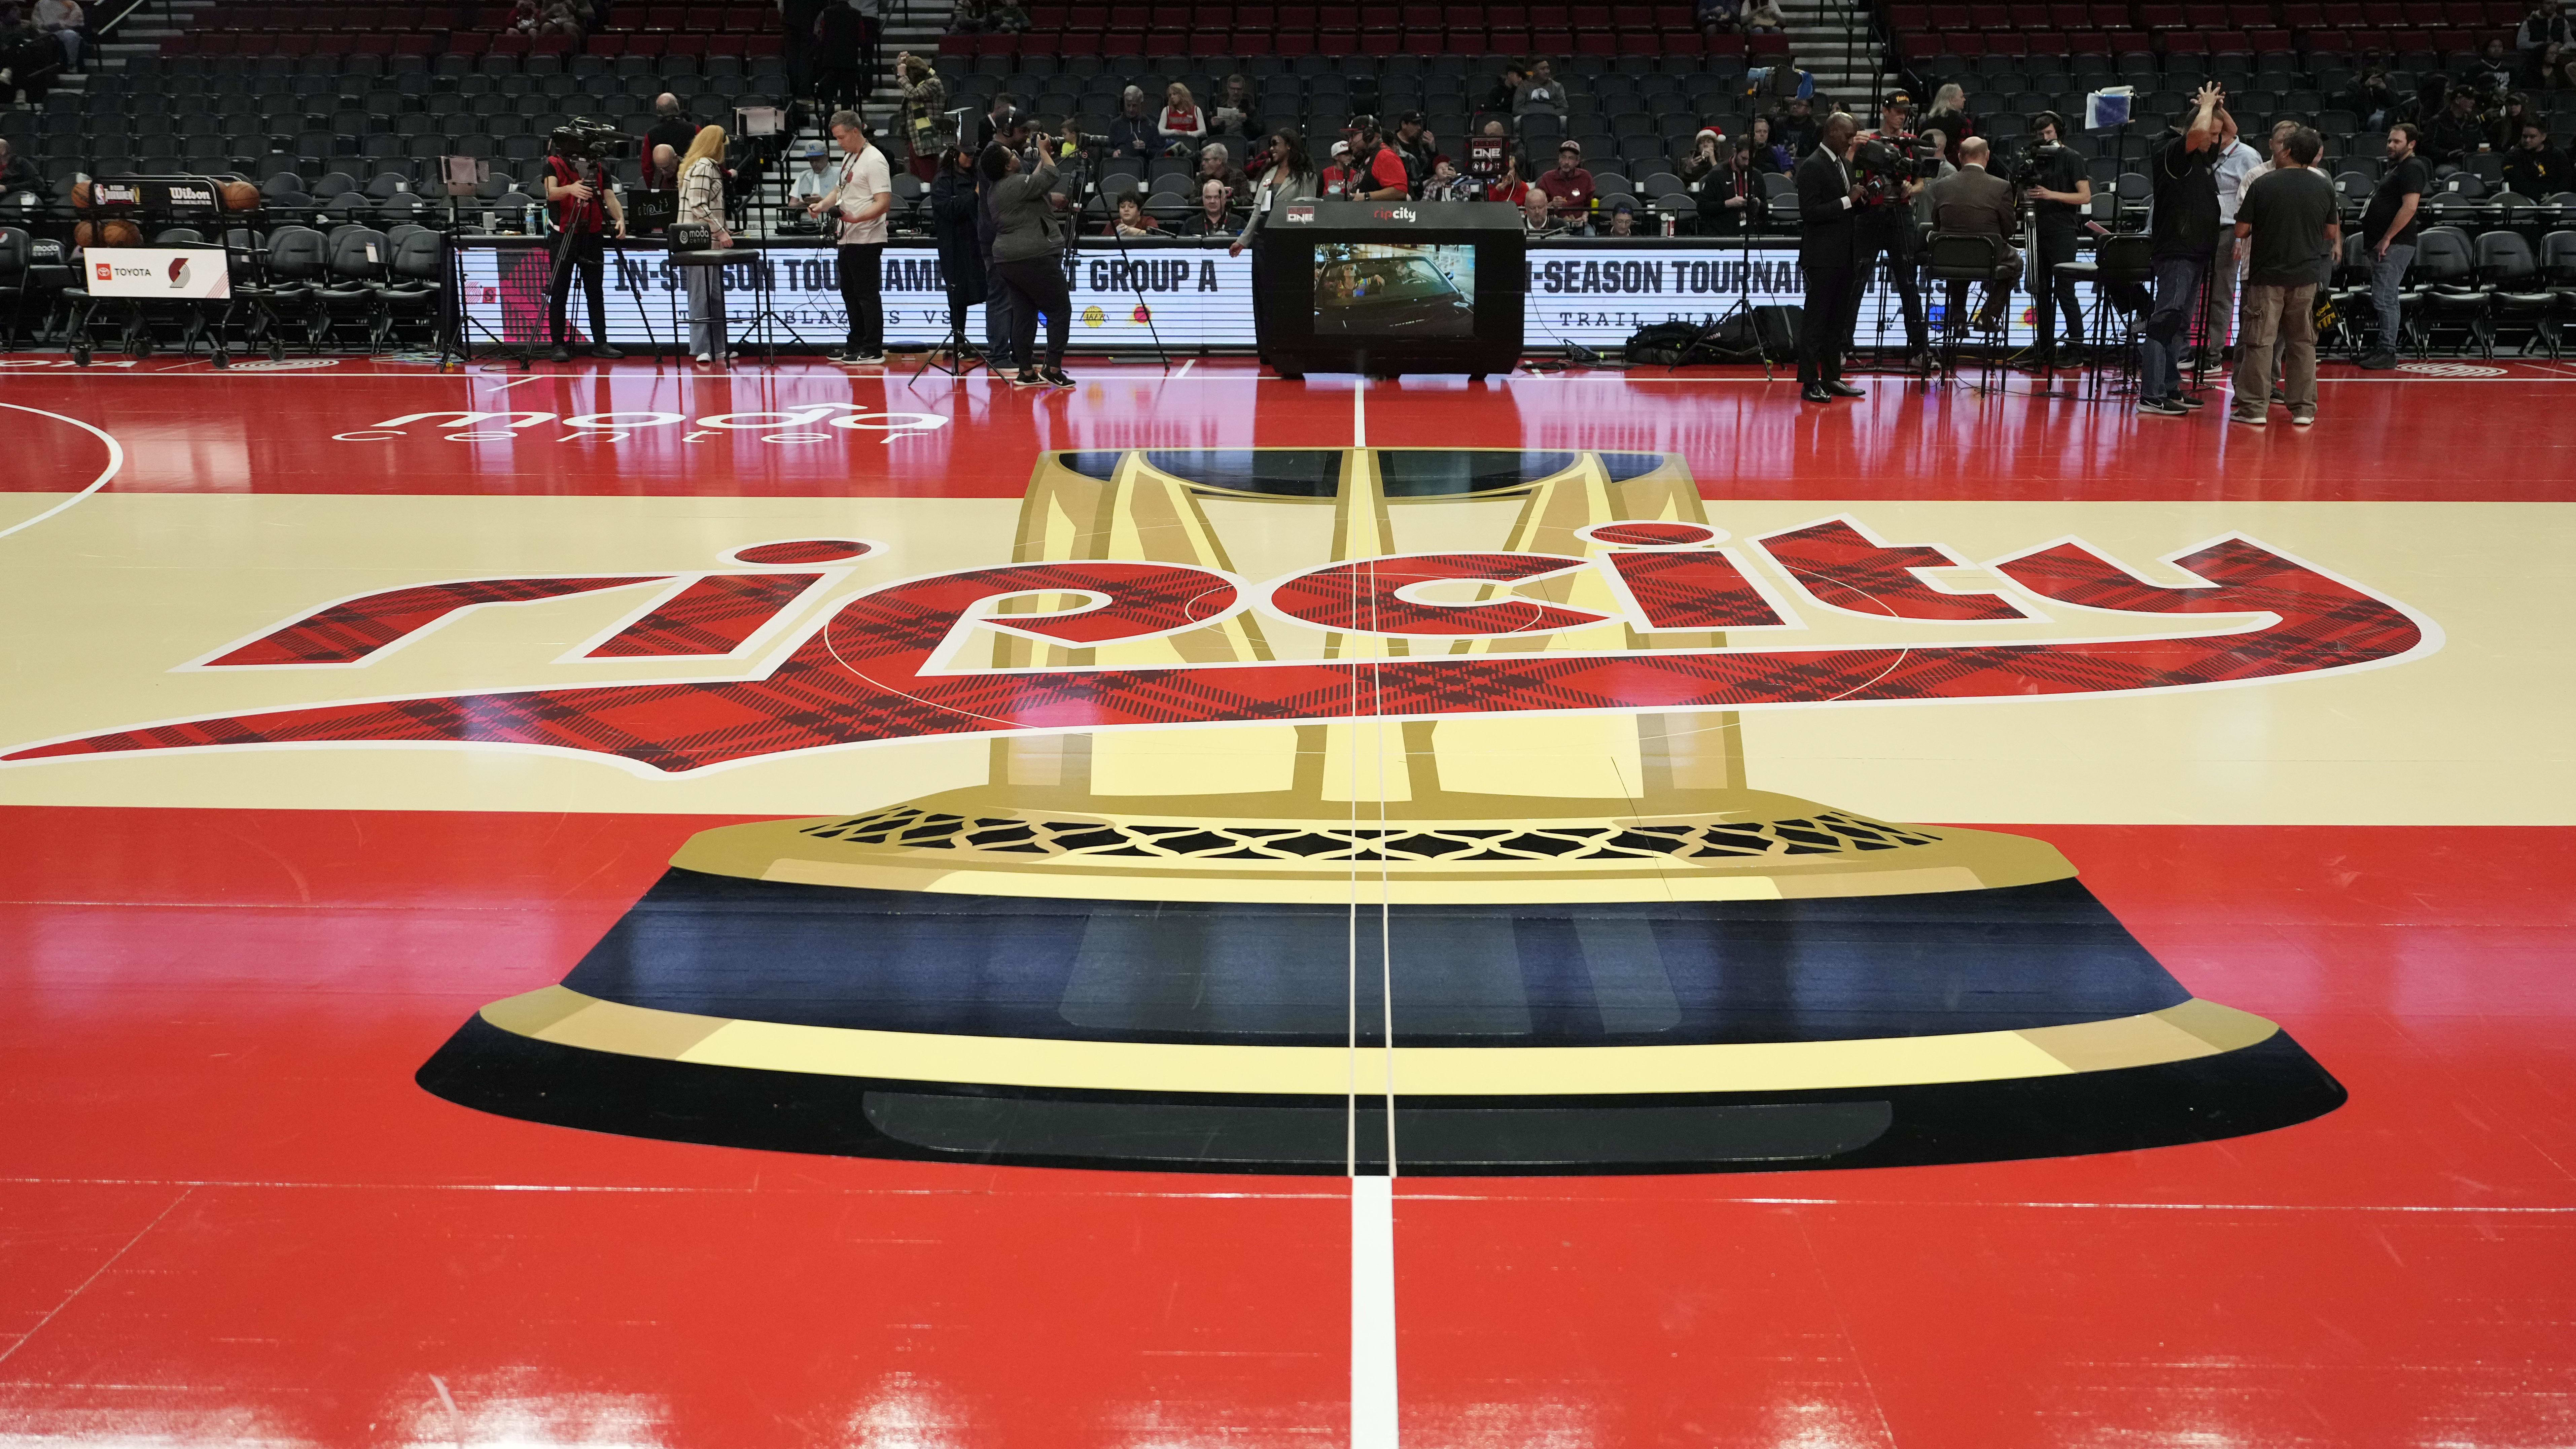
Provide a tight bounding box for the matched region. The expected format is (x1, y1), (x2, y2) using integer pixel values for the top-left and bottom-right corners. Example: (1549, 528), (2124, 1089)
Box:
(676, 124), (735, 365)
(1157, 81), (1206, 154)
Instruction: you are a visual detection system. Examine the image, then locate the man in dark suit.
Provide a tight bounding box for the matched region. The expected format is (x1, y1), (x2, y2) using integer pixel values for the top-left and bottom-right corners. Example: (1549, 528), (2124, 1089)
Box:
(1796, 111), (1866, 402)
(1926, 135), (2021, 335)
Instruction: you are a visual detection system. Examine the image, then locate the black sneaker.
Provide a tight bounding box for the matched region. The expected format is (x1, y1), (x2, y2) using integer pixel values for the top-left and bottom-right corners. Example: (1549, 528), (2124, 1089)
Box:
(2136, 396), (2188, 417)
(846, 349), (886, 365)
(549, 343), (572, 362)
(589, 344), (624, 359)
(1011, 368), (1047, 387)
(2174, 392), (2207, 409)
(2355, 350), (2398, 370)
(1039, 365), (1075, 389)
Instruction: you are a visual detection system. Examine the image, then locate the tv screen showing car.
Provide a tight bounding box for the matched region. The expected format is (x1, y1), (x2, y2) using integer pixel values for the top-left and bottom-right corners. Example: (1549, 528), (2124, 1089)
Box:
(1311, 243), (1477, 340)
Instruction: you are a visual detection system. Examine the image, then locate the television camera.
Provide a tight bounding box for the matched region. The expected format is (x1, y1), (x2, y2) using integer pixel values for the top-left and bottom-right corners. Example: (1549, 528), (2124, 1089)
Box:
(1850, 134), (1941, 204)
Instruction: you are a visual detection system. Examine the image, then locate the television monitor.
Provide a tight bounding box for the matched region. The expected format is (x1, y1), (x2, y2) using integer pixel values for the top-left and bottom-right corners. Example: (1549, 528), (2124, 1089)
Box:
(1255, 199), (1524, 378)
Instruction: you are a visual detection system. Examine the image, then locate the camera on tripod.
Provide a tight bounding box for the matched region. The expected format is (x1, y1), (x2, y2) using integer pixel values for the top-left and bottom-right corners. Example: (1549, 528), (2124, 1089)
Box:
(548, 118), (636, 163)
(1850, 134), (1940, 203)
(2009, 140), (2070, 191)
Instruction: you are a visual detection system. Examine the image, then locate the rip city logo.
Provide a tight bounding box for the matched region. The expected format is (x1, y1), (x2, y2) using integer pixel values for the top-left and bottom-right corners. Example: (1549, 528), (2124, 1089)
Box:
(331, 404), (951, 447)
(1376, 206), (1419, 221)
(1, 504), (2441, 780)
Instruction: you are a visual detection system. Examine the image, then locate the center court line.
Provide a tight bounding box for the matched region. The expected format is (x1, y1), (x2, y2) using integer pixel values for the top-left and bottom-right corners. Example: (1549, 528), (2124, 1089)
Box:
(1347, 373), (1401, 1449)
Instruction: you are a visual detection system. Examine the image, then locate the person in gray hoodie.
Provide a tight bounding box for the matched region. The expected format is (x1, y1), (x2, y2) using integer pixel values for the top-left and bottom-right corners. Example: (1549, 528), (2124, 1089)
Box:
(982, 139), (1075, 388)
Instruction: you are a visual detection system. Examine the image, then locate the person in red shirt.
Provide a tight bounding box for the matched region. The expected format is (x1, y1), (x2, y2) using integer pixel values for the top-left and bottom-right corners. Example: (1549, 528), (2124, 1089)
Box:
(1320, 139), (1358, 198)
(1532, 140), (1596, 229)
(1345, 118), (1412, 199)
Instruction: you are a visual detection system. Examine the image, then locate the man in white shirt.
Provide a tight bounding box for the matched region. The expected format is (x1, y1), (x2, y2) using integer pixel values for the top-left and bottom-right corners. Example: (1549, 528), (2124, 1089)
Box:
(31, 0), (82, 69)
(2196, 109), (2263, 367)
(808, 110), (893, 364)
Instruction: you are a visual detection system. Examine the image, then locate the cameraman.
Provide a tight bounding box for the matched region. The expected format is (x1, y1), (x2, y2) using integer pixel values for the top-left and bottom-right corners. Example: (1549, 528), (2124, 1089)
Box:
(2137, 83), (2224, 418)
(542, 125), (630, 363)
(1857, 94), (1931, 369)
(2018, 111), (2089, 368)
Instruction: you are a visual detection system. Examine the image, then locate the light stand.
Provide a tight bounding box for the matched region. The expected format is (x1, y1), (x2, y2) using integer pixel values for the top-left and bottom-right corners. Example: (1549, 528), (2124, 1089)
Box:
(2018, 192), (2078, 399)
(1685, 184), (1773, 381)
(1082, 136), (1173, 369)
(433, 158), (528, 371)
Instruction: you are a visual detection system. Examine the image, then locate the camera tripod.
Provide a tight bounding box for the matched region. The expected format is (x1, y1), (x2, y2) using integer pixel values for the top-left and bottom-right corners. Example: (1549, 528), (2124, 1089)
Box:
(1682, 198), (1774, 381)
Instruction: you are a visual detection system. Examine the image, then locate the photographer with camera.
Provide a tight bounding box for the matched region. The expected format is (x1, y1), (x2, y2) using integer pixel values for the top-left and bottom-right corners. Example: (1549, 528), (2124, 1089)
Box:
(542, 121), (630, 363)
(1796, 111), (1868, 402)
(1855, 95), (1933, 370)
(982, 136), (1075, 390)
(2136, 84), (2225, 418)
(2006, 112), (2089, 368)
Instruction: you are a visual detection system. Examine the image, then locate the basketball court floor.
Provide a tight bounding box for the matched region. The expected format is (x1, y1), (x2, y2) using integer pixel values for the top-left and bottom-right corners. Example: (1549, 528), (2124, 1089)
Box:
(2, 354), (2572, 1447)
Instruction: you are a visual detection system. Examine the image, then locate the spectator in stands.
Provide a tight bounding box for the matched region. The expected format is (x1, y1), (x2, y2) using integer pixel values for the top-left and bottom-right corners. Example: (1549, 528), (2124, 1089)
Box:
(1393, 112), (1440, 193)
(1486, 150), (1532, 207)
(1772, 97), (1818, 159)
(896, 54), (952, 181)
(2357, 122), (2425, 369)
(643, 143), (678, 194)
(989, 0), (1029, 31)
(1753, 61), (1809, 103)
(28, 0), (75, 70)
(2195, 108), (2263, 368)
(1604, 200), (1638, 235)
(2137, 84), (2224, 417)
(1321, 139), (1357, 196)
(1741, 114), (1791, 174)
(1183, 178), (1242, 236)
(2503, 119), (2569, 194)
(1422, 156), (1472, 200)
(950, 0), (990, 30)
(510, 0), (540, 31)
(1484, 61), (1528, 116)
(0, 137), (38, 198)
(812, 2), (865, 114)
(1922, 84), (1972, 165)
(2469, 39), (2518, 101)
(784, 138), (832, 227)
(1210, 75), (1262, 142)
(1928, 136), (2018, 334)
(1106, 194), (1163, 236)
(2516, 1), (2572, 88)
(1691, 136), (1762, 232)
(1521, 189), (1561, 235)
(1696, 0), (1741, 36)
(2426, 87), (2486, 166)
(811, 109), (893, 365)
(2230, 126), (2335, 428)
(2490, 92), (2537, 154)
(783, 0), (825, 100)
(645, 95), (698, 163)
(1514, 59), (1568, 120)
(1534, 140), (1597, 230)
(675, 125), (734, 366)
(1195, 141), (1249, 199)
(1681, 127), (1726, 181)
(1345, 120), (1412, 200)
(1742, 0), (1784, 28)
(1108, 87), (1156, 161)
(1158, 83), (1208, 154)
(2345, 62), (2400, 133)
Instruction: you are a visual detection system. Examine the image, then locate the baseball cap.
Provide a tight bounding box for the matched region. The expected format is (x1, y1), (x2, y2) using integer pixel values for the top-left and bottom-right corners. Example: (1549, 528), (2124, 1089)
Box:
(1559, 139), (1582, 154)
(1331, 139), (1351, 157)
(1885, 90), (1911, 106)
(791, 138), (827, 159)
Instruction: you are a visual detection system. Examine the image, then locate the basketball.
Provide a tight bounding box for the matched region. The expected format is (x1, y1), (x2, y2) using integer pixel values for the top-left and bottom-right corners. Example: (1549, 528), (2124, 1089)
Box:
(220, 180), (260, 211)
(70, 180), (92, 211)
(75, 219), (141, 248)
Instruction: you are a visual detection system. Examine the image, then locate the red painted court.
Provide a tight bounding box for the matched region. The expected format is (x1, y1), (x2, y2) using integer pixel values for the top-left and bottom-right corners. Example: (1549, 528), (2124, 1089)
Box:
(1, 355), (2571, 1448)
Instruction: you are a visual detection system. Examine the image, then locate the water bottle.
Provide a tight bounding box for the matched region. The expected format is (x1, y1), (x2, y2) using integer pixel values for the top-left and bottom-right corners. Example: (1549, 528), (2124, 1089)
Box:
(524, 201), (541, 236)
(1662, 209), (1676, 237)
